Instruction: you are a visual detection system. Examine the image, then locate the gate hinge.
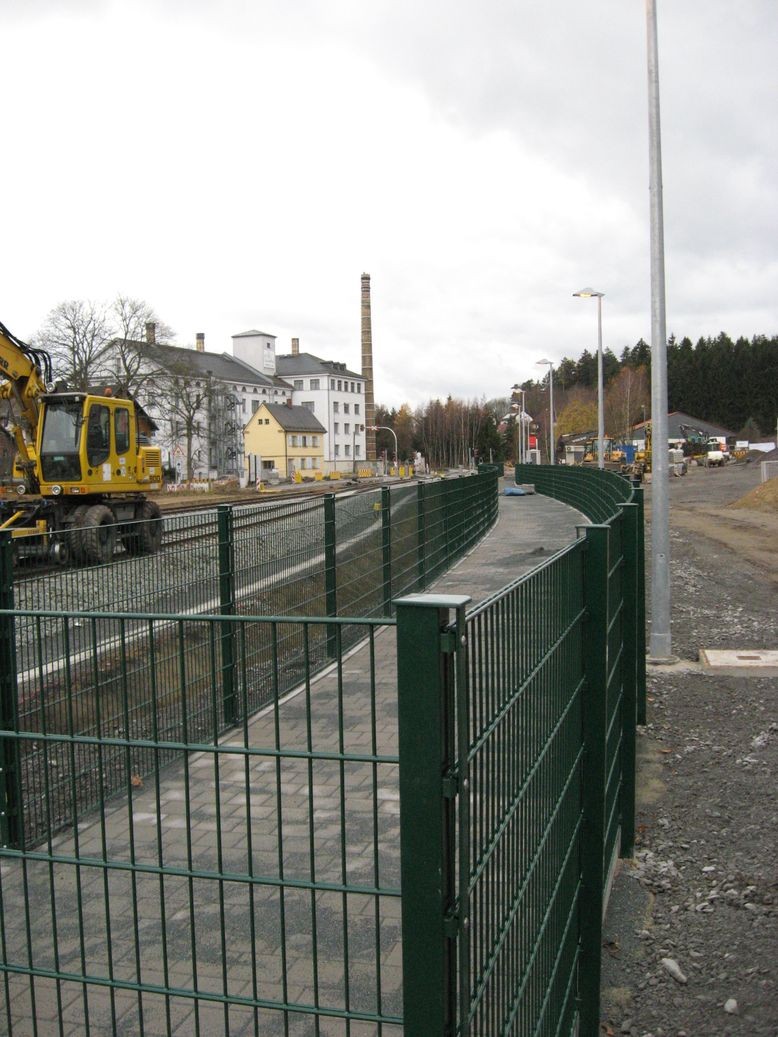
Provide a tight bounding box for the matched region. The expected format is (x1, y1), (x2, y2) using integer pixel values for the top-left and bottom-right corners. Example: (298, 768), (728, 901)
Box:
(442, 773), (459, 799)
(439, 630), (457, 654)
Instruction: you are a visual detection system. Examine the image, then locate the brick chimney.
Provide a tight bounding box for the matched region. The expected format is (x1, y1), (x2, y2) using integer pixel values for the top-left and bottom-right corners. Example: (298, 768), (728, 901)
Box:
(361, 273), (376, 461)
(286, 397), (292, 407)
(291, 337), (300, 355)
(145, 322), (156, 344)
(196, 333), (205, 352)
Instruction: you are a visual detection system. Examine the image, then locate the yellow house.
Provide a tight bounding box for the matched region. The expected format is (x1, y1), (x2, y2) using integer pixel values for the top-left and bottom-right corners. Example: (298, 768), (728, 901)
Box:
(244, 402), (326, 480)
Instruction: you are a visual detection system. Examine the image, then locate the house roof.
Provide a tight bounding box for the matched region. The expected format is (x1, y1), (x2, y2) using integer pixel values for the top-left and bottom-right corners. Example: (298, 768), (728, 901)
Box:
(276, 352), (363, 381)
(232, 330), (276, 340)
(132, 340), (291, 389)
(633, 411), (736, 440)
(259, 404), (327, 433)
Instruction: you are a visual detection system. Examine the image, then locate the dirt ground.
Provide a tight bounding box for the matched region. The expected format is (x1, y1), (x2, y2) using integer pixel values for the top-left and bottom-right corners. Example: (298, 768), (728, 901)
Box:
(601, 461), (778, 1036)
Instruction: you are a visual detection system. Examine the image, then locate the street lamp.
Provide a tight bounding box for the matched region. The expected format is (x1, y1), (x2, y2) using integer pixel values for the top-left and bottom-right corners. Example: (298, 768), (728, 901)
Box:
(366, 425), (398, 475)
(573, 288), (605, 470)
(536, 360), (555, 465)
(510, 384), (527, 464)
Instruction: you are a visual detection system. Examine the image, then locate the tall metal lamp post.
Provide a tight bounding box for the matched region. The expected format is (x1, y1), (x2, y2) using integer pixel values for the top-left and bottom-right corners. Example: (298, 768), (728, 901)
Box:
(536, 360), (555, 464)
(510, 383), (527, 464)
(573, 288), (606, 469)
(367, 425), (398, 474)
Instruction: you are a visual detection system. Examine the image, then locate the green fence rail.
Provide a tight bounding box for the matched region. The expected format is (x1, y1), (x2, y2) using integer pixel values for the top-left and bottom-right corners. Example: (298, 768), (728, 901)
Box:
(5, 473), (498, 849)
(394, 465), (645, 1036)
(0, 610), (404, 1036)
(0, 465), (644, 1036)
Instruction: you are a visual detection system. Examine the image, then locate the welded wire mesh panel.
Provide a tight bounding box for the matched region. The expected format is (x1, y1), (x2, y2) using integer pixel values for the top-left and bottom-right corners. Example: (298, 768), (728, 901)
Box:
(232, 497), (328, 617)
(603, 511), (625, 874)
(514, 464), (634, 524)
(13, 508), (221, 618)
(459, 543), (586, 1036)
(0, 614), (403, 1036)
(334, 489), (385, 618)
(388, 483), (419, 596)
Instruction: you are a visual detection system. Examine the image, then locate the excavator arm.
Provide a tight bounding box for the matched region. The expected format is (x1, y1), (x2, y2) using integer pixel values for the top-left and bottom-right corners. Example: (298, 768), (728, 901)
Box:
(0, 321), (52, 480)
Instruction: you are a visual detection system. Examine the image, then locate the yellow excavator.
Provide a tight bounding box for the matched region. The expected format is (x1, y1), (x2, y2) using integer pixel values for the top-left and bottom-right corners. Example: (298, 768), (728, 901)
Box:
(0, 319), (163, 564)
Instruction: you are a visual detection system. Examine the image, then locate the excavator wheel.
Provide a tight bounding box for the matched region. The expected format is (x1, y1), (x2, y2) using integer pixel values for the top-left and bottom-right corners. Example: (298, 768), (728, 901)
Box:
(60, 504), (91, 564)
(80, 504), (117, 565)
(122, 500), (163, 555)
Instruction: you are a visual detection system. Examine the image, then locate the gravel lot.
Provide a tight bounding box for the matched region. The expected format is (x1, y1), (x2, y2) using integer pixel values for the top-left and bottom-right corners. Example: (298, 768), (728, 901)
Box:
(601, 461), (778, 1037)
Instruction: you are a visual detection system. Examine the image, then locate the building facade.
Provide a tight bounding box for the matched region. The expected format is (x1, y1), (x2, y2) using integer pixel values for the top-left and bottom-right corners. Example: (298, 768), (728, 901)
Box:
(275, 352), (366, 471)
(244, 402), (326, 479)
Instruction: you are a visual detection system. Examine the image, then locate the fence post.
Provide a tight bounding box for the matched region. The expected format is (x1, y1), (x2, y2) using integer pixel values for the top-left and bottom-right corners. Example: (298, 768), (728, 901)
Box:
(381, 486), (392, 615)
(634, 485), (648, 724)
(395, 592), (471, 1037)
(217, 505), (236, 725)
(0, 533), (20, 849)
(416, 482), (426, 590)
(324, 494), (338, 656)
(618, 502), (639, 858)
(578, 523), (609, 1036)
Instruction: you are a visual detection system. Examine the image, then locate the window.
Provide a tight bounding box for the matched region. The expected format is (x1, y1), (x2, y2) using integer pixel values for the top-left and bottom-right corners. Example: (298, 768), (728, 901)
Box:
(114, 408), (130, 454)
(312, 435), (319, 447)
(351, 382), (355, 392)
(337, 380), (342, 390)
(310, 378), (320, 390)
(241, 399), (246, 412)
(334, 444), (340, 457)
(333, 402), (339, 413)
(330, 379), (335, 389)
(264, 418), (270, 425)
(344, 403), (350, 414)
(357, 383), (362, 393)
(290, 434), (298, 447)
(334, 422), (339, 434)
(251, 400), (259, 414)
(86, 404), (110, 467)
(301, 435), (308, 447)
(355, 444), (361, 458)
(301, 401), (314, 411)
(294, 379), (303, 390)
(354, 404), (360, 415)
(344, 423), (350, 434)
(345, 444), (351, 457)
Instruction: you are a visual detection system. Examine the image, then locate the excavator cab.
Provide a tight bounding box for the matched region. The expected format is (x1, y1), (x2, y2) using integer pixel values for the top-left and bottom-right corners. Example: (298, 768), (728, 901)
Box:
(35, 392), (161, 496)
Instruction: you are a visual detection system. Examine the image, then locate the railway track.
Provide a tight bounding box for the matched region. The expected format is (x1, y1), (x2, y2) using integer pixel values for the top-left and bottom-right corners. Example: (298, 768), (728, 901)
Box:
(11, 479), (393, 582)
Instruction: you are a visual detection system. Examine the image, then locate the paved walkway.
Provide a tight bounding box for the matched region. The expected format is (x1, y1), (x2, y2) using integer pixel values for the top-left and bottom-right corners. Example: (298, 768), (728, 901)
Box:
(1, 486), (586, 1037)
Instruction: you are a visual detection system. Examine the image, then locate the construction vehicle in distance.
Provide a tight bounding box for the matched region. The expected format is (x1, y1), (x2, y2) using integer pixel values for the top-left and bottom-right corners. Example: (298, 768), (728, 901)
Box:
(678, 423), (728, 466)
(0, 319), (163, 564)
(582, 436), (627, 466)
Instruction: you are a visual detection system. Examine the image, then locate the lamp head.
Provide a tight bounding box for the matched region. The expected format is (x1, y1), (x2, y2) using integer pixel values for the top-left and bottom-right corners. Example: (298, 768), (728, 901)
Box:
(573, 287), (604, 299)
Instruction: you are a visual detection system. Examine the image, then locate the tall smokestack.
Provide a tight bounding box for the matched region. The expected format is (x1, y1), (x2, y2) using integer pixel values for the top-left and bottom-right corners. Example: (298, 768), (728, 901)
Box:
(291, 337), (300, 355)
(361, 272), (376, 461)
(196, 333), (205, 352)
(145, 321), (156, 344)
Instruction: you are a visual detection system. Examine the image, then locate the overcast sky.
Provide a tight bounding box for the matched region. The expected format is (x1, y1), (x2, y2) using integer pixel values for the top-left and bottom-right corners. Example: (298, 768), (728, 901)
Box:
(3, 1), (775, 407)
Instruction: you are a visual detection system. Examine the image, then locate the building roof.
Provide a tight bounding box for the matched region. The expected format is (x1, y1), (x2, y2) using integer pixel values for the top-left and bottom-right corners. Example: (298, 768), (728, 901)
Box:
(133, 340), (291, 389)
(232, 330), (276, 340)
(260, 404), (327, 433)
(276, 352), (363, 381)
(633, 411), (736, 440)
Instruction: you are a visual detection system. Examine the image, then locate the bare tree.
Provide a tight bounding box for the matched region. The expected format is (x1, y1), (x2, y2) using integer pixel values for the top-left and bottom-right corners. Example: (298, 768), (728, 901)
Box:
(109, 295), (175, 396)
(154, 362), (215, 483)
(35, 300), (113, 390)
(605, 365), (649, 442)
